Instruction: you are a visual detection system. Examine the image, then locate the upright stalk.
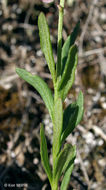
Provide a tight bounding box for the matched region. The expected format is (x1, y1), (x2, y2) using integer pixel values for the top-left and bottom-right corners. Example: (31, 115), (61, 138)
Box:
(56, 0), (65, 81)
(52, 182), (58, 190)
(52, 2), (65, 190)
(16, 1), (83, 189)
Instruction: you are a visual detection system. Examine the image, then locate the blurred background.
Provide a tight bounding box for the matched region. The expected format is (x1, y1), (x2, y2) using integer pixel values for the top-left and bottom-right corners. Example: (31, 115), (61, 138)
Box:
(0, 0), (106, 189)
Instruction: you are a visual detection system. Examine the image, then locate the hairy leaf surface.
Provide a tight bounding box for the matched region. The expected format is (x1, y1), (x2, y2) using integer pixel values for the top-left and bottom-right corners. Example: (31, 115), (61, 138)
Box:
(40, 124), (52, 184)
(58, 45), (78, 101)
(53, 98), (63, 158)
(54, 144), (76, 184)
(61, 91), (84, 143)
(62, 21), (80, 74)
(60, 145), (76, 190)
(16, 68), (54, 121)
(38, 12), (56, 84)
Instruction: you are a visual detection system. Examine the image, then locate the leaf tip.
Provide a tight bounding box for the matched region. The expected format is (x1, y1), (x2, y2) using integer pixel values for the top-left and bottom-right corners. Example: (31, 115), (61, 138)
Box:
(78, 90), (84, 101)
(38, 12), (45, 21)
(16, 67), (21, 75)
(40, 123), (44, 134)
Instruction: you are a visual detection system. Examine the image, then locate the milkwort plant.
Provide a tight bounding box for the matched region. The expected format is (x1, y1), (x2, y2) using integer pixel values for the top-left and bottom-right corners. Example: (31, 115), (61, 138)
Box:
(16, 0), (84, 189)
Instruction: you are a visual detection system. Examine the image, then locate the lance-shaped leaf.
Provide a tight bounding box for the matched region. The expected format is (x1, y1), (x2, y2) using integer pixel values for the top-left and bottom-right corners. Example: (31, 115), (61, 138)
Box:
(38, 12), (56, 84)
(61, 91), (84, 144)
(40, 124), (52, 185)
(62, 103), (78, 133)
(58, 45), (78, 101)
(53, 144), (76, 184)
(16, 68), (54, 121)
(61, 21), (80, 74)
(53, 98), (63, 161)
(60, 145), (76, 190)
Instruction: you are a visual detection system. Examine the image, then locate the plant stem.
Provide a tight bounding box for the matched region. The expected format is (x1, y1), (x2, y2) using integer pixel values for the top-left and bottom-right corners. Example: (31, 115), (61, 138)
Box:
(53, 0), (65, 174)
(51, 181), (58, 190)
(52, 1), (65, 189)
(52, 186), (58, 190)
(56, 0), (65, 80)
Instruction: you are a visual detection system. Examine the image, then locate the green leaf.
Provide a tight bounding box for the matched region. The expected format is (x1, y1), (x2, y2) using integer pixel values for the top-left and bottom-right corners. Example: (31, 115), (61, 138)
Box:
(40, 124), (52, 185)
(53, 144), (76, 184)
(61, 91), (84, 144)
(16, 68), (54, 121)
(38, 12), (56, 84)
(53, 98), (63, 159)
(62, 103), (78, 133)
(75, 91), (84, 126)
(58, 44), (78, 101)
(60, 145), (76, 190)
(61, 164), (74, 190)
(61, 21), (80, 74)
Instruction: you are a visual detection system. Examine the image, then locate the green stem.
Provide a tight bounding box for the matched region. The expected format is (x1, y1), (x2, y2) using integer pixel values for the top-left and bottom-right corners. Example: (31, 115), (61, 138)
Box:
(53, 0), (65, 169)
(56, 0), (65, 80)
(52, 1), (65, 190)
(51, 181), (58, 190)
